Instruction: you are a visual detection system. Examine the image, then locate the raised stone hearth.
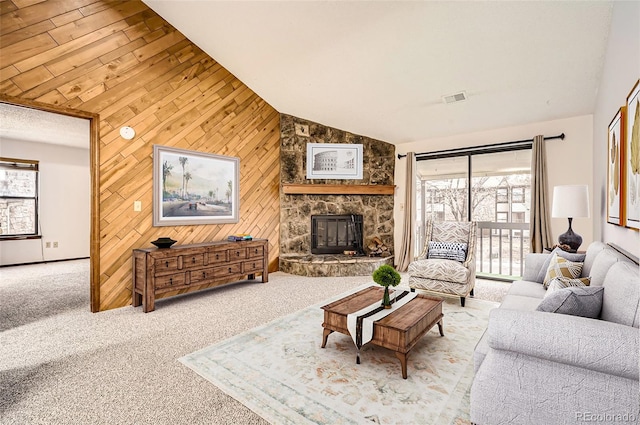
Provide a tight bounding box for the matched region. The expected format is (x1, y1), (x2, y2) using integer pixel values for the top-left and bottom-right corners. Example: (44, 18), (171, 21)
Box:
(280, 254), (393, 277)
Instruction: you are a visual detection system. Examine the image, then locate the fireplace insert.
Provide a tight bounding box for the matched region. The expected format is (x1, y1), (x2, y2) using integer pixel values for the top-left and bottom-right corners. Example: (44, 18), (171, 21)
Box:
(311, 214), (363, 255)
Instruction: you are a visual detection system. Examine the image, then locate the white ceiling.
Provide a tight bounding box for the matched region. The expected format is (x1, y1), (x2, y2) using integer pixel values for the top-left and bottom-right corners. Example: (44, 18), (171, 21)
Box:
(0, 103), (89, 149)
(147, 1), (613, 145)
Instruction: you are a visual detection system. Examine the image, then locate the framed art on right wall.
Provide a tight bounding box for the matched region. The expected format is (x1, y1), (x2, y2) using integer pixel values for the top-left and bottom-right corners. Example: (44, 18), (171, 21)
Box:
(625, 79), (640, 230)
(608, 107), (625, 226)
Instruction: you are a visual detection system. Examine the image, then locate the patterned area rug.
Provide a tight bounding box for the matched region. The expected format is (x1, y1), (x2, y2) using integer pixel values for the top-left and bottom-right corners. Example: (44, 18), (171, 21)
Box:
(180, 286), (498, 425)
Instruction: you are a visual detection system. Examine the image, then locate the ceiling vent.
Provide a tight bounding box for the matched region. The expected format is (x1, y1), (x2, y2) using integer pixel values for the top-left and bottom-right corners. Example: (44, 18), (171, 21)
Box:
(442, 91), (467, 104)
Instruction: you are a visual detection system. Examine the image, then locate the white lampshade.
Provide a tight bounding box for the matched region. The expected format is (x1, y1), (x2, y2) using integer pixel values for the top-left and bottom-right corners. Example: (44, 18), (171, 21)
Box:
(551, 185), (590, 218)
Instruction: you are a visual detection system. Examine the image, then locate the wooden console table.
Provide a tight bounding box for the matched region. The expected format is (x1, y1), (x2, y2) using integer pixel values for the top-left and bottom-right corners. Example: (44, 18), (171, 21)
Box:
(132, 239), (268, 312)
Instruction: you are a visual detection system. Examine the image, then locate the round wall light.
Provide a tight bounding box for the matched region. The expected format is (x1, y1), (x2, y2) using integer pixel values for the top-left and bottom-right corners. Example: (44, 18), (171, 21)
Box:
(120, 126), (135, 140)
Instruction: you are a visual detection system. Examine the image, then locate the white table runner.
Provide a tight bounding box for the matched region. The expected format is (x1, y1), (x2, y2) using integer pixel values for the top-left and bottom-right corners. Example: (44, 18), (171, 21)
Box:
(346, 287), (417, 363)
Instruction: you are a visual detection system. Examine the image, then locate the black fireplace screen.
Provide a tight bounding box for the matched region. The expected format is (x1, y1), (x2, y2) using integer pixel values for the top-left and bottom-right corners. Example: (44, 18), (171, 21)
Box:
(311, 214), (363, 254)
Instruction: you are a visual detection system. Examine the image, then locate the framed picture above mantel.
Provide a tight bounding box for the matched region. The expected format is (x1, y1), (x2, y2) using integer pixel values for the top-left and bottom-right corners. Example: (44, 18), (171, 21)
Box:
(306, 143), (363, 180)
(152, 145), (239, 226)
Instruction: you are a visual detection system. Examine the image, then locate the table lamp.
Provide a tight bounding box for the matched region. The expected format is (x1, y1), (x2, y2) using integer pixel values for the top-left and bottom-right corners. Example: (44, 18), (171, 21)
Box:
(551, 185), (590, 252)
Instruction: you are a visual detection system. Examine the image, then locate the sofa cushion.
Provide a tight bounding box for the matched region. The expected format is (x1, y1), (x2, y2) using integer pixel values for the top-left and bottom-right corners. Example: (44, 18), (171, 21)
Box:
(427, 241), (467, 262)
(522, 253), (550, 282)
(473, 331), (489, 373)
(536, 286), (603, 318)
(582, 241), (607, 277)
(544, 277), (590, 298)
(407, 258), (470, 284)
(499, 294), (542, 311)
(601, 262), (640, 327)
(507, 280), (547, 299)
(543, 253), (583, 288)
(486, 308), (640, 380)
(589, 249), (627, 287)
(535, 247), (586, 283)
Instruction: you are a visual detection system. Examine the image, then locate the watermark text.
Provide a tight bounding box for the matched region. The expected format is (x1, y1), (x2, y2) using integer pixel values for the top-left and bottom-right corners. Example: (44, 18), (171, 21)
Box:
(576, 412), (637, 423)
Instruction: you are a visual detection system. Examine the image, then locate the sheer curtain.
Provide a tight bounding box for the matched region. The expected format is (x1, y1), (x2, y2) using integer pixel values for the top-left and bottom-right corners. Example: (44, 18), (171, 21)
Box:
(529, 135), (553, 253)
(397, 152), (416, 271)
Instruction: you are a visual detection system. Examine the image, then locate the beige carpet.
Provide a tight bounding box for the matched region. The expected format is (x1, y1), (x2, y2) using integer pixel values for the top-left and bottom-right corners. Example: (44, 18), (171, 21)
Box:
(0, 259), (509, 424)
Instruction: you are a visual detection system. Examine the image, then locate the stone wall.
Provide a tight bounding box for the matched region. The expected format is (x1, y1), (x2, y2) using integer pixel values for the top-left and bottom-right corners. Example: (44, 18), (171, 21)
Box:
(280, 114), (395, 257)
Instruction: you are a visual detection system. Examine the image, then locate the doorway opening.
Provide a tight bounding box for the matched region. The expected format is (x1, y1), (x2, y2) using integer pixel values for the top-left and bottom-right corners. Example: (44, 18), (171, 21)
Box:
(0, 95), (100, 312)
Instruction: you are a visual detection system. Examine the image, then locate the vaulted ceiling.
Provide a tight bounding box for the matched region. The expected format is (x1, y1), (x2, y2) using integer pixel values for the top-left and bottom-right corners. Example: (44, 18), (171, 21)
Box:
(144, 1), (613, 145)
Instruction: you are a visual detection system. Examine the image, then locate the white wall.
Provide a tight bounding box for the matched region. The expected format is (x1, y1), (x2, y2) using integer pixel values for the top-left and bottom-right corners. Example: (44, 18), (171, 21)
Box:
(0, 139), (90, 265)
(394, 115), (594, 260)
(593, 0), (640, 258)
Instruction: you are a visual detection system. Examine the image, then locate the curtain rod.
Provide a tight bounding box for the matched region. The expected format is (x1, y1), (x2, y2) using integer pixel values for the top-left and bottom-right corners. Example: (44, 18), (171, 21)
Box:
(397, 133), (565, 160)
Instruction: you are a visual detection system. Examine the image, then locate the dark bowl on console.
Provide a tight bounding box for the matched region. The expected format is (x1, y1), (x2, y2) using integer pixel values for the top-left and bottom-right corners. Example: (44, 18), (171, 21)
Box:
(151, 237), (177, 249)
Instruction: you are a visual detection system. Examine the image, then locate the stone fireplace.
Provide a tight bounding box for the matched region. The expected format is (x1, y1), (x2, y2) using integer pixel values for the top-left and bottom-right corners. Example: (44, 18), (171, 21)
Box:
(279, 115), (395, 277)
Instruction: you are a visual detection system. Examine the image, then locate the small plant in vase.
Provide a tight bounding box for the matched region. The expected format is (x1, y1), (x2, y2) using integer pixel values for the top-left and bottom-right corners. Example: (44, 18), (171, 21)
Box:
(372, 264), (401, 309)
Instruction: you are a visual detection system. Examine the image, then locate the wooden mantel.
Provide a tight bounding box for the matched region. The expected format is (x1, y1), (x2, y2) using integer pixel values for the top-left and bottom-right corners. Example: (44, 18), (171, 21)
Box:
(282, 184), (395, 195)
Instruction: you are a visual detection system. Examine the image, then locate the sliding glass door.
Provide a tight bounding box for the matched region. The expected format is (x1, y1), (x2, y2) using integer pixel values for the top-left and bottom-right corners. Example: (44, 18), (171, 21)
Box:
(415, 149), (531, 278)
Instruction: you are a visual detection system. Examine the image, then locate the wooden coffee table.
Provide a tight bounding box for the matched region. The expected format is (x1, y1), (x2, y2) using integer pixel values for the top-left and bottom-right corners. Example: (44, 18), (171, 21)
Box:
(321, 286), (444, 379)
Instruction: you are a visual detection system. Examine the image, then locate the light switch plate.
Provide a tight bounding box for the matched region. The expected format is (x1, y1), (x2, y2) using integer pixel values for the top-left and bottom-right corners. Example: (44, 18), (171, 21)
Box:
(134, 201), (142, 211)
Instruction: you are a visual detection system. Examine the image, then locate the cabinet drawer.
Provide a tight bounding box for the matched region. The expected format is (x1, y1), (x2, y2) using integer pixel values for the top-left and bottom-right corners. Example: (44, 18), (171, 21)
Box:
(213, 263), (242, 277)
(190, 268), (215, 284)
(155, 273), (185, 289)
(155, 257), (179, 274)
(244, 259), (263, 273)
(208, 249), (228, 263)
(227, 248), (247, 260)
(182, 253), (204, 269)
(247, 246), (264, 258)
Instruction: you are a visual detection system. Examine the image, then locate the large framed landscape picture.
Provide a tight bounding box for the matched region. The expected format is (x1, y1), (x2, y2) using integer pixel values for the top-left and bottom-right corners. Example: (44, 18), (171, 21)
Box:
(153, 145), (239, 226)
(625, 79), (640, 230)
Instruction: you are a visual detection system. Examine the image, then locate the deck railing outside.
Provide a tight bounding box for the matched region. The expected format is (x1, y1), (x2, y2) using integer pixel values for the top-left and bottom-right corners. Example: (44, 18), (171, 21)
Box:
(476, 221), (529, 279)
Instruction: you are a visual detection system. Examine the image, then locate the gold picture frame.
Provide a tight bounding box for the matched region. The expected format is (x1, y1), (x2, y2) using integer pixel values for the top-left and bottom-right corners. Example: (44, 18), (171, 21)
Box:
(625, 79), (640, 230)
(607, 107), (625, 226)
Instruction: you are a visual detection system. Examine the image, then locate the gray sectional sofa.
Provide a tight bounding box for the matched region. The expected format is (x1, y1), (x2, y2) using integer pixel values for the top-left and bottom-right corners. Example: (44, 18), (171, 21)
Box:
(470, 241), (640, 425)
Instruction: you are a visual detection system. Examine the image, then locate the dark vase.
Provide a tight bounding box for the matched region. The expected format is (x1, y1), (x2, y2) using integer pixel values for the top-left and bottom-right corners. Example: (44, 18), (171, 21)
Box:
(381, 286), (391, 309)
(151, 237), (177, 249)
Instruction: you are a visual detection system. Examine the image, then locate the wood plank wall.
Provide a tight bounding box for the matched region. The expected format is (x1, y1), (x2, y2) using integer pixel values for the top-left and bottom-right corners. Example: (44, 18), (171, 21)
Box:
(0, 0), (281, 311)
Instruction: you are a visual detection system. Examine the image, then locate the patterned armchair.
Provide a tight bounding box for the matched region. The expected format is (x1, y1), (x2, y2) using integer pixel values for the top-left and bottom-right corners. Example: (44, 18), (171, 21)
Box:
(408, 221), (477, 306)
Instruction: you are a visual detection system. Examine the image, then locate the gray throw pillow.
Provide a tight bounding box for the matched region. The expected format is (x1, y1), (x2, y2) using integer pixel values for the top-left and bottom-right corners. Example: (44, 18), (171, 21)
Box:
(535, 247), (586, 284)
(536, 286), (604, 318)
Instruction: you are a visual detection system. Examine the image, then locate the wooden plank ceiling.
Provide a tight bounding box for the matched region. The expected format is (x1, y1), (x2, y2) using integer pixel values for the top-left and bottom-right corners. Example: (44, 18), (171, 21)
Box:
(0, 0), (281, 311)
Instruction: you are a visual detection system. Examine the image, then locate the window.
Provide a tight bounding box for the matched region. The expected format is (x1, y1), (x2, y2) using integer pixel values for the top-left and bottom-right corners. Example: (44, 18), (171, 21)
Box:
(512, 212), (525, 223)
(512, 187), (525, 203)
(496, 188), (508, 203)
(0, 158), (39, 238)
(427, 189), (444, 204)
